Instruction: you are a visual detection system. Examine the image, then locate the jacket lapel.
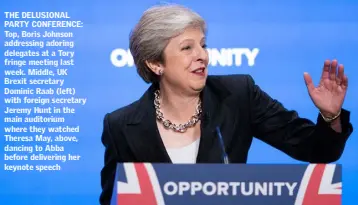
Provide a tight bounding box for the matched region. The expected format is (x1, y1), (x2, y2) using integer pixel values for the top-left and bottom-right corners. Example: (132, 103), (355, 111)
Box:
(123, 84), (171, 163)
(196, 79), (232, 163)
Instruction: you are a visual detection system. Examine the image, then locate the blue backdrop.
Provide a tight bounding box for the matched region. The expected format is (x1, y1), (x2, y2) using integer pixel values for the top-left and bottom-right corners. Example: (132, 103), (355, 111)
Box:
(1, 0), (357, 204)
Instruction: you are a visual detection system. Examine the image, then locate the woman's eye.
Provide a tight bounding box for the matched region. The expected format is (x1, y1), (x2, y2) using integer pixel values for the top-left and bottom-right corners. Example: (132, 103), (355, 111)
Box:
(202, 44), (207, 48)
(182, 46), (191, 50)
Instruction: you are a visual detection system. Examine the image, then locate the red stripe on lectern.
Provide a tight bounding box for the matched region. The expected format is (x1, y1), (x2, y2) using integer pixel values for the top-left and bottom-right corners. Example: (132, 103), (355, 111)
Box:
(117, 163), (158, 205)
(303, 164), (341, 205)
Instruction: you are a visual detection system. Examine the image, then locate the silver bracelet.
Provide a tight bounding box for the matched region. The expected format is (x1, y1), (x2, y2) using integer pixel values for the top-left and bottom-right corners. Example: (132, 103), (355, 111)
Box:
(320, 110), (341, 123)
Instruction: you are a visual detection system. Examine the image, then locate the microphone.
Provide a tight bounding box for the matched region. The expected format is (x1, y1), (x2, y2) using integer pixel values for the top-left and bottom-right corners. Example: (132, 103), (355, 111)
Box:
(215, 126), (230, 164)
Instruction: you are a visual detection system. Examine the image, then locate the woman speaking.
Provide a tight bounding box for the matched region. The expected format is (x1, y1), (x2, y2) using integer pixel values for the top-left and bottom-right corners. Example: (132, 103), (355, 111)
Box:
(99, 4), (353, 204)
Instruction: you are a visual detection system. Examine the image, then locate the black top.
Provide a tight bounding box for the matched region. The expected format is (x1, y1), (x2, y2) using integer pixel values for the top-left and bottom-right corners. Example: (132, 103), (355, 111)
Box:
(99, 74), (353, 204)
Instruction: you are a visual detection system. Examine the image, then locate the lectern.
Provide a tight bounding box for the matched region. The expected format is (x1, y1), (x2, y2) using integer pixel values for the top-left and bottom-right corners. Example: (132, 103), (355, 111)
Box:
(111, 163), (341, 205)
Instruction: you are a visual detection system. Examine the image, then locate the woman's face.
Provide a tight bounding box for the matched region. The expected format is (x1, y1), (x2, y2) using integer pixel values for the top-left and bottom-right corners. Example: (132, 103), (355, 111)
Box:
(160, 27), (209, 94)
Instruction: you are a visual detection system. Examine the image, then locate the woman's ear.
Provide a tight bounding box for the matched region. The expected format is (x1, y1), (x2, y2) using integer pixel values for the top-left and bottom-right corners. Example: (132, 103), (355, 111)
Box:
(145, 60), (164, 76)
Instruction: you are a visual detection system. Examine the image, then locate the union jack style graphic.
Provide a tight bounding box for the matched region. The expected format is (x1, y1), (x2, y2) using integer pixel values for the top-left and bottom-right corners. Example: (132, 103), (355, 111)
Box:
(112, 163), (341, 205)
(295, 164), (342, 205)
(114, 163), (164, 205)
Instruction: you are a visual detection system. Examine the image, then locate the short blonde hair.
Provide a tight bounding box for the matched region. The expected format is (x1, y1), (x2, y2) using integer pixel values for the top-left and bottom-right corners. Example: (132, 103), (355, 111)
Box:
(129, 4), (207, 83)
